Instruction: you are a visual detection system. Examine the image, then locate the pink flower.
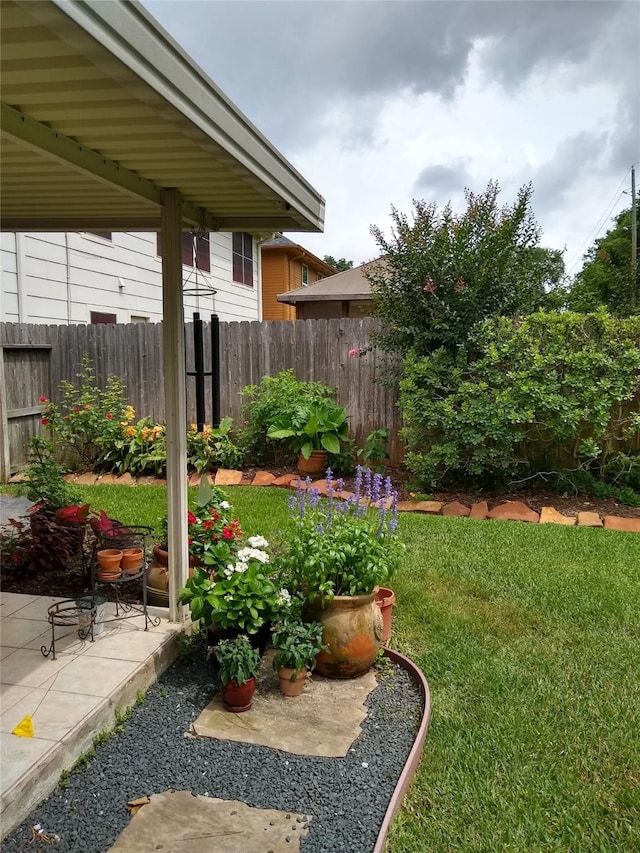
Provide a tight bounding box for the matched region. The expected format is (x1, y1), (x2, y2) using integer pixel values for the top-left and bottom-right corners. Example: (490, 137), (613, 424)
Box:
(348, 348), (360, 358)
(73, 406), (80, 413)
(105, 413), (113, 420)
(39, 395), (47, 403)
(423, 278), (436, 293)
(454, 277), (466, 293)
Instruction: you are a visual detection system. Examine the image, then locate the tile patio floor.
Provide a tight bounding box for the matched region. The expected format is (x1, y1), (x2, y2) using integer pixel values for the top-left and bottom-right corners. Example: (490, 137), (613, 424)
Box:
(0, 592), (184, 839)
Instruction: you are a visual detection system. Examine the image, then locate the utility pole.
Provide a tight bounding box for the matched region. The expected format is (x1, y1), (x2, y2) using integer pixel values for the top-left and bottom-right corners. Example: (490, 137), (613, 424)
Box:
(631, 165), (637, 309)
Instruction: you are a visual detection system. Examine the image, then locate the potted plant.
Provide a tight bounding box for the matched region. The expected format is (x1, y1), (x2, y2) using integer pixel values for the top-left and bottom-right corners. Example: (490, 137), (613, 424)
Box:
(275, 465), (404, 678)
(148, 479), (236, 606)
(271, 617), (326, 697)
(213, 635), (262, 712)
(179, 534), (290, 652)
(266, 399), (350, 476)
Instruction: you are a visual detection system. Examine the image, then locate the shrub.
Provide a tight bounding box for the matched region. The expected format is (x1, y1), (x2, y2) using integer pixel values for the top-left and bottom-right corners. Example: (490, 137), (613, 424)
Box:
(187, 418), (244, 472)
(240, 370), (338, 465)
(23, 437), (82, 509)
(399, 310), (640, 489)
(40, 356), (128, 471)
(104, 416), (167, 476)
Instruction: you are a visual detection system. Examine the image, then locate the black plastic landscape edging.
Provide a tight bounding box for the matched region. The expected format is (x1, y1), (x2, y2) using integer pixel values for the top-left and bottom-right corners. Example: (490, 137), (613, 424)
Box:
(373, 648), (432, 853)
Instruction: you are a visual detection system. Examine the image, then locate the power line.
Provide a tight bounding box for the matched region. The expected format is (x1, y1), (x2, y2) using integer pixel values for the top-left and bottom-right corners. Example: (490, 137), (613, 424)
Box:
(565, 168), (631, 275)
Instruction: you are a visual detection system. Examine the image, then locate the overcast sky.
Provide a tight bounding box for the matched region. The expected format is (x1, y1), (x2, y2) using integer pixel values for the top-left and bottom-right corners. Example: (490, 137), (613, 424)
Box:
(143, 0), (639, 276)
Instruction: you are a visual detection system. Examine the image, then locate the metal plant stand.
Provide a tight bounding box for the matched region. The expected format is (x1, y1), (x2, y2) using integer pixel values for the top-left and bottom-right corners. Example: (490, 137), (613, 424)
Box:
(42, 599), (96, 660)
(92, 525), (160, 631)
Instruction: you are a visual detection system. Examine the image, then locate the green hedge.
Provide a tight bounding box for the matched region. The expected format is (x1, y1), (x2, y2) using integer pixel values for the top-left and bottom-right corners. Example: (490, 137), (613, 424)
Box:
(400, 310), (640, 488)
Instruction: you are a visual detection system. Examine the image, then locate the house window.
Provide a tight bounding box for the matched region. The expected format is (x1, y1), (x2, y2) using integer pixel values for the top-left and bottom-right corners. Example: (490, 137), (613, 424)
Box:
(302, 264), (309, 286)
(232, 232), (253, 286)
(130, 315), (148, 323)
(90, 311), (117, 324)
(156, 232), (211, 272)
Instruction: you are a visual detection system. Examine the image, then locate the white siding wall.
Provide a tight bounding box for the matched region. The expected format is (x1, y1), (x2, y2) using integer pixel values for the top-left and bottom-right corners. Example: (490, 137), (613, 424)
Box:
(0, 231), (261, 324)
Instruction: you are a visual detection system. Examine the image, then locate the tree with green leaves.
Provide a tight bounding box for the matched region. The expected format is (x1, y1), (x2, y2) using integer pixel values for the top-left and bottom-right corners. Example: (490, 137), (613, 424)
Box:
(567, 206), (638, 316)
(368, 181), (565, 356)
(323, 255), (354, 272)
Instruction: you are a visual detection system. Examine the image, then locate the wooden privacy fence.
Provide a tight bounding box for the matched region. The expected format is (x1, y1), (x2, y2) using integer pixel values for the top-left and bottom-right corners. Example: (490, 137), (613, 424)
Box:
(0, 318), (403, 479)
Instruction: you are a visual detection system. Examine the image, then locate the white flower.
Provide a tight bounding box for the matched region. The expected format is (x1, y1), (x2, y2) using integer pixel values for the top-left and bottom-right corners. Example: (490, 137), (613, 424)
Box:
(223, 568), (234, 579)
(220, 501), (230, 510)
(233, 560), (248, 574)
(277, 588), (292, 606)
(247, 534), (269, 549)
(237, 547), (269, 564)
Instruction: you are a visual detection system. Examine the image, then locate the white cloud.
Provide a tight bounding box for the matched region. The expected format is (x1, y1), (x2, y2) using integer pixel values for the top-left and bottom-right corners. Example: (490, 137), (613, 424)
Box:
(142, 0), (639, 273)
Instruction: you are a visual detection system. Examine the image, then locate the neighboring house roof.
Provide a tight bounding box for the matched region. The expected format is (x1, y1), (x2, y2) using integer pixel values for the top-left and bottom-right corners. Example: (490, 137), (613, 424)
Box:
(277, 258), (386, 304)
(261, 236), (337, 276)
(0, 0), (325, 234)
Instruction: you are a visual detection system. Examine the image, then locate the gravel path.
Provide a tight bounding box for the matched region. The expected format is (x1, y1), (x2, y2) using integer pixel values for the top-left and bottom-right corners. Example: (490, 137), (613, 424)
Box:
(2, 638), (423, 853)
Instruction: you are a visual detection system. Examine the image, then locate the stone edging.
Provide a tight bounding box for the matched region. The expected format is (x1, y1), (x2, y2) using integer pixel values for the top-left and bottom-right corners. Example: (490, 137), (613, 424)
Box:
(11, 468), (636, 534)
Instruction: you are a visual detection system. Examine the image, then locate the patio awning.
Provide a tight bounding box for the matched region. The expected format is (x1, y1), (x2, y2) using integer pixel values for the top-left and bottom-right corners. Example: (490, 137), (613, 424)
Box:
(0, 0), (325, 233)
(1, 0), (326, 622)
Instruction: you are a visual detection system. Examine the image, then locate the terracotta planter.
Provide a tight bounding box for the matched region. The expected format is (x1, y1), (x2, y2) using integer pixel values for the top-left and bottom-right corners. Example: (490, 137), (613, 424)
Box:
(297, 450), (328, 477)
(147, 557), (169, 607)
(121, 548), (143, 574)
(304, 589), (381, 679)
(375, 587), (396, 644)
(221, 676), (256, 712)
(277, 667), (308, 697)
(97, 548), (122, 573)
(97, 569), (121, 582)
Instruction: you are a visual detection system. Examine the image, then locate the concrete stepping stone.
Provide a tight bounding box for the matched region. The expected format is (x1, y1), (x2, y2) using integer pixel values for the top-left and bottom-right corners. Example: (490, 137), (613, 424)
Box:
(576, 511), (603, 527)
(190, 652), (377, 758)
(603, 515), (640, 533)
(442, 501), (470, 517)
(487, 501), (539, 523)
(539, 507), (576, 525)
(214, 469), (243, 486)
(109, 790), (311, 852)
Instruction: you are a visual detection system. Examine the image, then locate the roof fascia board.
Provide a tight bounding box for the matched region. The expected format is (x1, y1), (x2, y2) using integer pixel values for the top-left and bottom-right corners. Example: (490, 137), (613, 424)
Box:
(1, 103), (219, 231)
(262, 241), (336, 275)
(45, 0), (325, 231)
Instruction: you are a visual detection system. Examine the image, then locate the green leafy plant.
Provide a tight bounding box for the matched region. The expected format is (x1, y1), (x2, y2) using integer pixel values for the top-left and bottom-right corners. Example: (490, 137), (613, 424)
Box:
(179, 534), (290, 634)
(240, 370), (338, 465)
(267, 398), (350, 459)
(40, 356), (129, 470)
(276, 466), (404, 599)
(22, 437), (82, 510)
(357, 428), (389, 472)
(213, 635), (261, 686)
(187, 418), (243, 472)
(271, 618), (326, 678)
(105, 417), (167, 476)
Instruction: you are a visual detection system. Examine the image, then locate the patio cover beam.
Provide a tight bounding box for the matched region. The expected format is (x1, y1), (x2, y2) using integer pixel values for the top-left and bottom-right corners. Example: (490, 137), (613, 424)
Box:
(1, 103), (219, 232)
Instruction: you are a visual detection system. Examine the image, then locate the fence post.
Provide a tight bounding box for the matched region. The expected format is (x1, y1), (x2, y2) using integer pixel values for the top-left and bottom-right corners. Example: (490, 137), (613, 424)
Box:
(0, 349), (10, 482)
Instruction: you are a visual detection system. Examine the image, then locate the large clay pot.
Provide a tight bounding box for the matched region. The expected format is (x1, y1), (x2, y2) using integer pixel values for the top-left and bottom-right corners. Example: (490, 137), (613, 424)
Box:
(374, 587), (396, 644)
(277, 667), (308, 697)
(221, 676), (256, 712)
(297, 450), (328, 477)
(147, 545), (199, 607)
(304, 590), (382, 678)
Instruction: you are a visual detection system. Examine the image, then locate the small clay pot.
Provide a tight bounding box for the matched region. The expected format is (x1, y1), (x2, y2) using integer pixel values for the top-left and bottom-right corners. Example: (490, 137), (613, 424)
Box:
(121, 548), (143, 574)
(221, 677), (257, 713)
(277, 667), (308, 697)
(97, 549), (122, 572)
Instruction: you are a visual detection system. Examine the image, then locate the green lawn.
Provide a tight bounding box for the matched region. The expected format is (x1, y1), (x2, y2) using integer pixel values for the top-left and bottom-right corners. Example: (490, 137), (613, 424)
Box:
(4, 483), (639, 851)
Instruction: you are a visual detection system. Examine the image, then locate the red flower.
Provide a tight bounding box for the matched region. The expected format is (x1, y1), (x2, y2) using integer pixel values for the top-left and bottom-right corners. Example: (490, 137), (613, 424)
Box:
(222, 527), (233, 540)
(203, 520), (214, 531)
(188, 538), (193, 546)
(187, 511), (197, 525)
(39, 395), (47, 403)
(106, 413), (113, 420)
(73, 406), (80, 413)
(209, 510), (220, 521)
(423, 278), (436, 293)
(41, 417), (49, 426)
